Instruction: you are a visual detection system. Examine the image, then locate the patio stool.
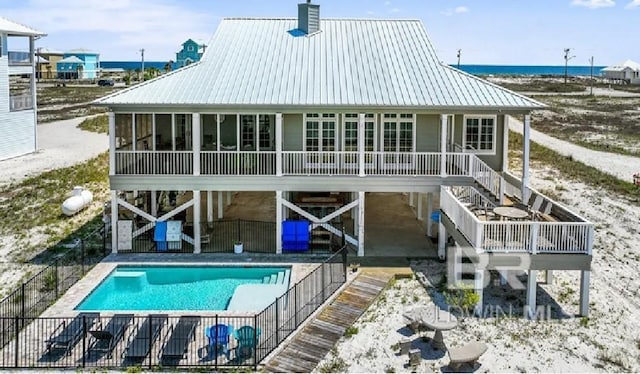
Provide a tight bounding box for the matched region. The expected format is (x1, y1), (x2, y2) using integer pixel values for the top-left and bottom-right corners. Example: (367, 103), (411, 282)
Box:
(448, 341), (487, 370)
(408, 348), (421, 367)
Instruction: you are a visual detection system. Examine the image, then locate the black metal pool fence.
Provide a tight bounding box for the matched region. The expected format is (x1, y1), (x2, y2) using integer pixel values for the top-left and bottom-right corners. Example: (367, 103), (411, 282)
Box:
(0, 246), (348, 370)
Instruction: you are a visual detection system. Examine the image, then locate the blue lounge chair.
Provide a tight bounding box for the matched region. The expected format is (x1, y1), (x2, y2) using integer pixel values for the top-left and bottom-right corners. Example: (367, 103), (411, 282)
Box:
(233, 325), (261, 361)
(205, 324), (233, 357)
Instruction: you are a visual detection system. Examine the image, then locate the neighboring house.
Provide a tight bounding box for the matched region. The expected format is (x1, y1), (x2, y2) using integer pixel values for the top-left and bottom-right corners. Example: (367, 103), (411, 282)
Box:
(601, 59), (640, 84)
(95, 2), (594, 316)
(174, 39), (205, 69)
(56, 48), (100, 79)
(35, 48), (63, 79)
(0, 16), (46, 160)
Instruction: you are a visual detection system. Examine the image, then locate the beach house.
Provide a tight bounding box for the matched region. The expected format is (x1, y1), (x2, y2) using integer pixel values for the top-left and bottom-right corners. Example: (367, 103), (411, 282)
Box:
(174, 39), (205, 69)
(601, 60), (640, 84)
(0, 16), (46, 160)
(35, 48), (63, 80)
(95, 2), (593, 316)
(56, 48), (100, 80)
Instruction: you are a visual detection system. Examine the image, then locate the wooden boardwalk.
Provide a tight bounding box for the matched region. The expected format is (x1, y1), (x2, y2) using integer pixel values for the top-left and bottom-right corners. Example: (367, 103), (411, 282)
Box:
(263, 271), (394, 373)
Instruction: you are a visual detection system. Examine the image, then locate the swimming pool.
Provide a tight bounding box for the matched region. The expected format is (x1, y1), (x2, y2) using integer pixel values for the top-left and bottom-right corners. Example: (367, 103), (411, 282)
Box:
(75, 265), (291, 312)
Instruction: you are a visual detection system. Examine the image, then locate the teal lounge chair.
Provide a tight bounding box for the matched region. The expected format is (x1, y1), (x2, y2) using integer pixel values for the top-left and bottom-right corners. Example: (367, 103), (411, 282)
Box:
(233, 326), (261, 361)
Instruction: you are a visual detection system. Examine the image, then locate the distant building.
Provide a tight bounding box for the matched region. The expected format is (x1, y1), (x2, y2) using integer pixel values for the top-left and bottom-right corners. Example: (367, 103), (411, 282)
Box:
(174, 39), (206, 69)
(35, 48), (63, 79)
(601, 60), (640, 84)
(0, 16), (46, 160)
(56, 48), (100, 79)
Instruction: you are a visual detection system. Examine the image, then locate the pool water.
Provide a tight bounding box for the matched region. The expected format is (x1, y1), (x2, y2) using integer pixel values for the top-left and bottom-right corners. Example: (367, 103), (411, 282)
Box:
(75, 266), (290, 311)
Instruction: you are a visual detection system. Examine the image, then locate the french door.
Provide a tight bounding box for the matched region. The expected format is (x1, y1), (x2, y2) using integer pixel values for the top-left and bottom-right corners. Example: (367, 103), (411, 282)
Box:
(305, 113), (337, 167)
(382, 113), (415, 168)
(342, 113), (376, 167)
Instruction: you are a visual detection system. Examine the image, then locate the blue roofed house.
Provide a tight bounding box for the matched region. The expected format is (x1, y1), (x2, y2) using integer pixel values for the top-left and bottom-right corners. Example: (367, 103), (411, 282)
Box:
(174, 39), (205, 69)
(0, 16), (46, 160)
(56, 48), (99, 79)
(95, 2), (594, 317)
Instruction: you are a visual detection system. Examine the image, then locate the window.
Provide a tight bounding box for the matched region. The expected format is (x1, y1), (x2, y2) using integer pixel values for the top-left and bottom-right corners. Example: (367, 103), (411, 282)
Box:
(115, 114), (133, 150)
(259, 115), (274, 150)
(464, 116), (496, 153)
(135, 114), (152, 150)
(305, 113), (336, 151)
(241, 115), (256, 150)
(175, 114), (192, 151)
(382, 113), (414, 152)
(343, 114), (376, 152)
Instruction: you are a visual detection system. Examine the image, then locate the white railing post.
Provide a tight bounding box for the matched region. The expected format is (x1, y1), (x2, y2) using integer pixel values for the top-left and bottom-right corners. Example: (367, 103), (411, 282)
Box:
(358, 113), (366, 177)
(522, 114), (531, 203)
(440, 114), (447, 177)
(111, 190), (118, 254)
(529, 222), (539, 254)
(193, 190), (201, 253)
(192, 113), (201, 176)
(276, 190), (283, 254)
(108, 112), (116, 176)
(276, 113), (283, 177)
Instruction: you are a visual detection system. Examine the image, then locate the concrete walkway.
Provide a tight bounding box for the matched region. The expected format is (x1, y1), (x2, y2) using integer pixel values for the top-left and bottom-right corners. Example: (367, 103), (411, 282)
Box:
(509, 116), (640, 183)
(0, 115), (108, 187)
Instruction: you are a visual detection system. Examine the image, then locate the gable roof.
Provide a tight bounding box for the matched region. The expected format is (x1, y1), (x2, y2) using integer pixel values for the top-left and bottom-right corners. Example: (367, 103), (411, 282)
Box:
(58, 56), (84, 64)
(96, 18), (544, 110)
(0, 16), (45, 37)
(602, 59), (640, 72)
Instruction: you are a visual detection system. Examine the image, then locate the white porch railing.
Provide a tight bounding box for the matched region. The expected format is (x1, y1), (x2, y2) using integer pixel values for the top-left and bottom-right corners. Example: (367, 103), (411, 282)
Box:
(282, 152), (360, 175)
(115, 151), (193, 175)
(9, 95), (34, 112)
(201, 151), (276, 175)
(440, 186), (593, 255)
(470, 156), (502, 197)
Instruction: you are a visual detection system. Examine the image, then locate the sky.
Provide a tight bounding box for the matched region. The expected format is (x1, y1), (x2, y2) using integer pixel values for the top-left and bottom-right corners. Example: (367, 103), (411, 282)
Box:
(1, 0), (639, 65)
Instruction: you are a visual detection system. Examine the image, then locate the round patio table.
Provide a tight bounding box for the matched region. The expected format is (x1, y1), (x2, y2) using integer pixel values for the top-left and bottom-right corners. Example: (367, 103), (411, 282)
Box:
(420, 308), (458, 350)
(493, 206), (529, 220)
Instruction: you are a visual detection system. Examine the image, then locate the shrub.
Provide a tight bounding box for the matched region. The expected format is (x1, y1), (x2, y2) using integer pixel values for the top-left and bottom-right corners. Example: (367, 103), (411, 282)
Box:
(344, 326), (359, 338)
(443, 283), (480, 312)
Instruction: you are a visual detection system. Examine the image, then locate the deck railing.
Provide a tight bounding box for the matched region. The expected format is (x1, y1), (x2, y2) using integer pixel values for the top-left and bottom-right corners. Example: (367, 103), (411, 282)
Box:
(115, 151), (193, 175)
(0, 247), (348, 370)
(9, 95), (33, 112)
(201, 152), (276, 175)
(440, 186), (593, 254)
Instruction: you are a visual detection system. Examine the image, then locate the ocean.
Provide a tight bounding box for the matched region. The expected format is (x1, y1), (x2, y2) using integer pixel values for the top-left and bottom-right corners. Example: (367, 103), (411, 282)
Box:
(454, 64), (606, 76)
(100, 61), (607, 77)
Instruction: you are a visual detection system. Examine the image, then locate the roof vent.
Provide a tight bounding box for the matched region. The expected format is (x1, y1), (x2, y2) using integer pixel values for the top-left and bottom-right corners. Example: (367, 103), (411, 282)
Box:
(298, 1), (320, 35)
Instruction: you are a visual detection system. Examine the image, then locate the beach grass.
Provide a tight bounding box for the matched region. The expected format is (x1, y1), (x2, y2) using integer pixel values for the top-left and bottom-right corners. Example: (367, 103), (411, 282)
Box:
(77, 114), (108, 134)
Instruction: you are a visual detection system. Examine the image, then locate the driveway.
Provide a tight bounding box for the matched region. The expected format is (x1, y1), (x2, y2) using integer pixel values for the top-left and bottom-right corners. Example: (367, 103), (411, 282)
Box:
(0, 115), (108, 187)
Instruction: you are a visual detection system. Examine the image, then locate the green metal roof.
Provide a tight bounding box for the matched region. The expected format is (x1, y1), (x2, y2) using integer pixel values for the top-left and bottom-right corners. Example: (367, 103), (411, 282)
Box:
(96, 18), (544, 110)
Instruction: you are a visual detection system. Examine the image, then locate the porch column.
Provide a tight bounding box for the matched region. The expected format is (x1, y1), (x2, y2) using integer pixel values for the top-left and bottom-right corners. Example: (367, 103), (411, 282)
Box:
(437, 221), (446, 260)
(580, 270), (590, 316)
(440, 114), (448, 178)
(276, 191), (283, 254)
(500, 115), (509, 205)
(409, 192), (415, 208)
(193, 113), (201, 175)
(218, 191), (224, 219)
(352, 192), (358, 231)
(227, 191), (232, 206)
(450, 115), (456, 150)
(358, 113), (366, 177)
(151, 190), (158, 216)
(31, 36), (38, 150)
(525, 270), (537, 319)
(193, 190), (201, 254)
(545, 270), (553, 284)
(276, 113), (283, 176)
(357, 191), (365, 256)
(207, 191), (213, 223)
(417, 193), (423, 220)
(426, 192), (433, 237)
(474, 270), (484, 317)
(110, 190), (118, 254)
(108, 112), (116, 176)
(521, 114), (531, 203)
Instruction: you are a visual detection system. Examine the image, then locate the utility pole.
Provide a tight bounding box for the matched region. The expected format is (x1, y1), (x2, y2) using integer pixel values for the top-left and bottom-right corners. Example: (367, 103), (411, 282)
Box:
(140, 48), (145, 81)
(457, 49), (462, 69)
(564, 48), (575, 84)
(589, 56), (594, 96)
